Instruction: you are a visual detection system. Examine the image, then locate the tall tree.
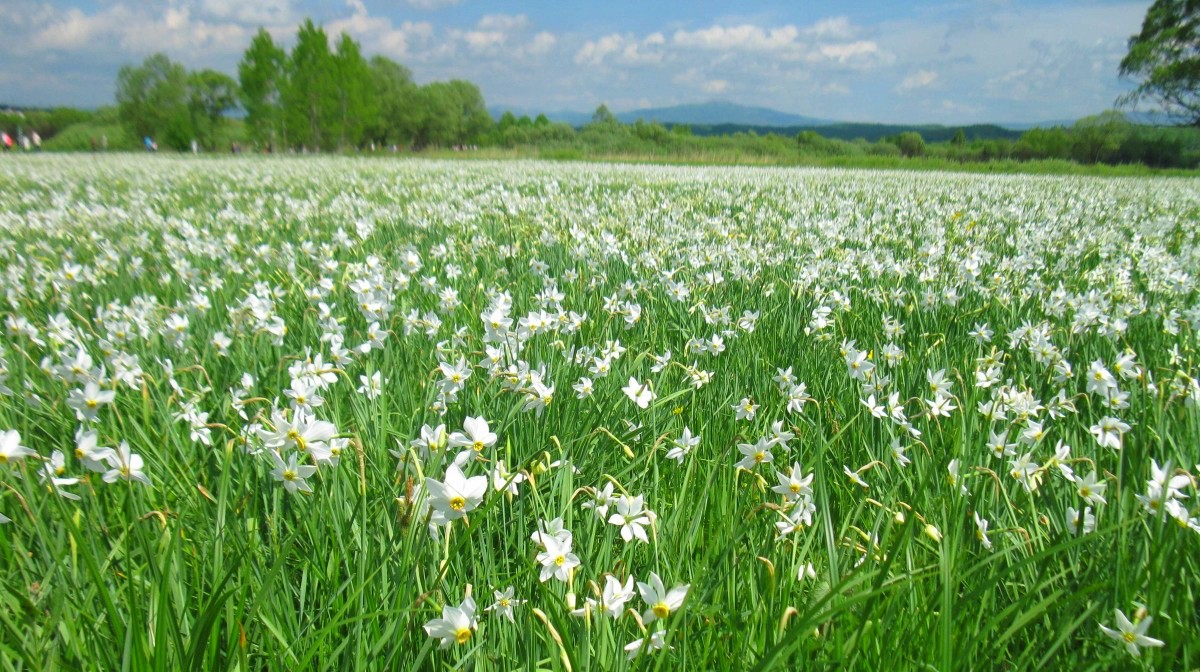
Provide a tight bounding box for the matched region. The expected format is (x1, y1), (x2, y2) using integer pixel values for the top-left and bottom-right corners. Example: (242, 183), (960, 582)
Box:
(238, 28), (287, 147)
(115, 53), (192, 148)
(284, 19), (335, 150)
(445, 79), (492, 143)
(366, 56), (419, 146)
(331, 33), (376, 149)
(1071, 111), (1131, 163)
(590, 103), (617, 126)
(1119, 0), (1200, 125)
(188, 69), (239, 149)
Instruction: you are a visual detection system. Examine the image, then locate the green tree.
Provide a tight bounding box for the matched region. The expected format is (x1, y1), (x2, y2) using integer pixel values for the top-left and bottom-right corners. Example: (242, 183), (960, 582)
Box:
(1071, 111), (1131, 163)
(331, 33), (376, 149)
(366, 56), (420, 146)
(1119, 0), (1200, 125)
(895, 131), (926, 157)
(590, 103), (618, 126)
(497, 111), (519, 132)
(188, 69), (238, 149)
(951, 128), (967, 146)
(413, 83), (454, 147)
(445, 79), (492, 143)
(284, 19), (336, 150)
(115, 53), (192, 148)
(238, 28), (287, 147)
(1014, 127), (1073, 160)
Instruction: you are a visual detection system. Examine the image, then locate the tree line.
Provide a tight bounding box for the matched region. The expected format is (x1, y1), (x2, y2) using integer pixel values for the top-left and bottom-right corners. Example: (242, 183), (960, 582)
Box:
(115, 19), (489, 152)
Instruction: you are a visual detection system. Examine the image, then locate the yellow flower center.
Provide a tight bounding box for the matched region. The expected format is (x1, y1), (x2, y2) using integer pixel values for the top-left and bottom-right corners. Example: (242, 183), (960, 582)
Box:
(287, 430), (307, 452)
(473, 440), (485, 452)
(1122, 632), (1136, 644)
(499, 598), (510, 608)
(283, 469), (296, 481)
(455, 627), (472, 645)
(790, 483), (801, 493)
(554, 555), (565, 567)
(653, 603), (670, 619)
(86, 399), (98, 409)
(0, 455), (8, 464)
(754, 451), (765, 463)
(449, 496), (466, 511)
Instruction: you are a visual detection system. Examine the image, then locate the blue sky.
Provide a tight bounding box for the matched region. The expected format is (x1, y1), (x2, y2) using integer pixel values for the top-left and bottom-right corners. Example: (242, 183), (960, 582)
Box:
(0, 0), (1153, 124)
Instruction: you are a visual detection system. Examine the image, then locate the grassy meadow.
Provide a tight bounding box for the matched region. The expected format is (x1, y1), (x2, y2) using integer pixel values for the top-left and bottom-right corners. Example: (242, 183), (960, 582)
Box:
(0, 155), (1197, 670)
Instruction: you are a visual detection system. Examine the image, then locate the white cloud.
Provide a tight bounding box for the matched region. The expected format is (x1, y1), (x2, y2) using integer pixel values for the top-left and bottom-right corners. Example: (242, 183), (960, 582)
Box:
(200, 0), (294, 26)
(453, 14), (529, 53)
(527, 31), (557, 55)
(31, 4), (250, 57)
(672, 24), (801, 53)
(670, 21), (890, 68)
(406, 0), (463, 9)
(804, 16), (855, 40)
(575, 33), (664, 66)
(815, 40), (886, 65)
(673, 67), (729, 95)
(897, 69), (938, 93)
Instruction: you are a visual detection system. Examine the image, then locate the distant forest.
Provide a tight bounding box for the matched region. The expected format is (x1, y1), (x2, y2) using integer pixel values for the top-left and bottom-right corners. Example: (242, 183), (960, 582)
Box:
(2, 16), (1199, 170)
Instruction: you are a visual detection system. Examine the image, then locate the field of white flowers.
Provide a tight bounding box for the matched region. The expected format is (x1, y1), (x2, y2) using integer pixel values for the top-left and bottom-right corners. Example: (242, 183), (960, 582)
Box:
(0, 155), (1198, 669)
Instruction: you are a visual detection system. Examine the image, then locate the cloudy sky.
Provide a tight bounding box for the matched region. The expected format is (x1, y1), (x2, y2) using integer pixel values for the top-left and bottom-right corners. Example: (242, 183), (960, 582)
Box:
(0, 0), (1152, 124)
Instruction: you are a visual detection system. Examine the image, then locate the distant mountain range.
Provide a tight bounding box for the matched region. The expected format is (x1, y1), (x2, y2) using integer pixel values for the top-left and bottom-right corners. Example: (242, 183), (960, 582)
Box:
(488, 100), (1176, 134)
(489, 101), (833, 128)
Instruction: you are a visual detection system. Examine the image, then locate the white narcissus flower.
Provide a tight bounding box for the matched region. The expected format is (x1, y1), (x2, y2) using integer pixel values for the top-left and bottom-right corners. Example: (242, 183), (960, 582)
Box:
(1074, 471), (1108, 506)
(66, 381), (116, 422)
(449, 416), (497, 453)
(102, 441), (151, 486)
(1089, 416), (1131, 451)
(423, 594), (478, 648)
(973, 512), (993, 551)
(622, 377), (656, 409)
(735, 437), (773, 471)
(733, 397), (758, 421)
(536, 536), (580, 583)
(356, 371), (383, 399)
(74, 429), (113, 473)
(268, 450), (317, 494)
(425, 464), (487, 524)
(485, 586), (523, 623)
(599, 574), (636, 618)
(665, 426), (700, 463)
(771, 462), (813, 502)
(608, 494), (653, 543)
(637, 571), (689, 624)
(0, 429), (37, 467)
(1099, 608), (1164, 657)
(625, 630), (669, 660)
